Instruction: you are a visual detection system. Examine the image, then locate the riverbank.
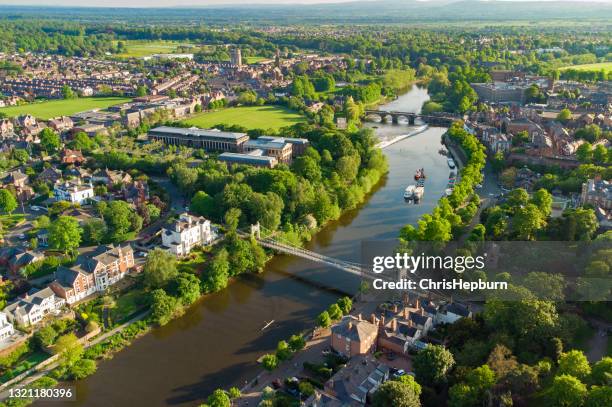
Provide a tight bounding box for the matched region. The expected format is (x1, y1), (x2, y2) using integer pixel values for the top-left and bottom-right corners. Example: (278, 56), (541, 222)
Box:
(45, 86), (445, 407)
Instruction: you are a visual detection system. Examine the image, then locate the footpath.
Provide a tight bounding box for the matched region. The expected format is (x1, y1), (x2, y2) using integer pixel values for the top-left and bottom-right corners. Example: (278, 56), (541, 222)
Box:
(0, 310), (150, 401)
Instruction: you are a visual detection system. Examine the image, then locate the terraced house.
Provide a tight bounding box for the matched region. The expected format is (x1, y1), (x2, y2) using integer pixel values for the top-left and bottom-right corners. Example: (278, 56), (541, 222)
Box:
(50, 244), (135, 304)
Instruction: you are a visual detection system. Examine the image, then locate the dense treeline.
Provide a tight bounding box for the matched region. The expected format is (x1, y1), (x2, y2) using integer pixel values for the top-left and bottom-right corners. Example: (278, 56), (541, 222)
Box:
(170, 123), (387, 245)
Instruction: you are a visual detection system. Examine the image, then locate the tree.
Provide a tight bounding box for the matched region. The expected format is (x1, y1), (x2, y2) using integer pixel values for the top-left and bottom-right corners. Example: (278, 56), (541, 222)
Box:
(150, 288), (178, 326)
(0, 189), (17, 214)
(136, 85), (148, 97)
(372, 380), (421, 407)
(82, 218), (107, 245)
(558, 350), (591, 380)
(557, 108), (572, 122)
(174, 273), (201, 306)
(227, 387), (241, 399)
(586, 386), (612, 407)
(144, 249), (178, 289)
(487, 344), (518, 379)
(101, 200), (142, 242)
(49, 216), (82, 253)
(448, 383), (479, 407)
(317, 310), (332, 328)
(261, 354), (278, 371)
(69, 132), (96, 152)
(512, 203), (546, 240)
(549, 374), (587, 407)
(190, 191), (215, 217)
(576, 142), (593, 163)
(54, 333), (83, 369)
(69, 358), (97, 379)
(40, 128), (61, 153)
(288, 334), (306, 352)
(62, 85), (77, 99)
(413, 344), (455, 386)
(593, 145), (608, 164)
(207, 389), (230, 407)
(224, 207), (241, 232)
(590, 357), (612, 385)
(276, 340), (292, 361)
(327, 303), (343, 320)
(33, 325), (58, 348)
(531, 188), (553, 218)
(337, 297), (352, 315)
(203, 248), (230, 293)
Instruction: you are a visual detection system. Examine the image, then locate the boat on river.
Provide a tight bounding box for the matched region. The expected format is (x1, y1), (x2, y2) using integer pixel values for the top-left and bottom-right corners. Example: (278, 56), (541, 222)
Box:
(414, 168), (426, 180)
(414, 185), (425, 201)
(447, 157), (456, 169)
(404, 185), (416, 200)
(261, 320), (275, 331)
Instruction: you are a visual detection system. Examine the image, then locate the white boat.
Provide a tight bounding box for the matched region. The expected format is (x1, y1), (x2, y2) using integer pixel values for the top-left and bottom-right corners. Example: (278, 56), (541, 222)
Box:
(414, 185), (425, 200)
(404, 185), (416, 200)
(445, 188), (453, 196)
(447, 158), (456, 169)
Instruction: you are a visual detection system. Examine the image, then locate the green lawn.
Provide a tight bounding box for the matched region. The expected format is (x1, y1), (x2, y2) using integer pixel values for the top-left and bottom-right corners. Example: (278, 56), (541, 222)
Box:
(0, 214), (26, 229)
(559, 62), (612, 73)
(245, 56), (269, 64)
(112, 288), (148, 324)
(0, 97), (131, 120)
(115, 40), (193, 58)
(0, 351), (48, 383)
(183, 105), (305, 130)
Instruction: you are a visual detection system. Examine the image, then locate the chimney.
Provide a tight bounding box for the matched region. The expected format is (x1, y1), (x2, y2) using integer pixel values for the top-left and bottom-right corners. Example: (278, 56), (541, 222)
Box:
(391, 318), (397, 332)
(415, 298), (420, 310)
(379, 316), (385, 327)
(348, 321), (353, 331)
(358, 313), (362, 321)
(408, 318), (413, 327)
(403, 292), (409, 306)
(370, 314), (376, 324)
(449, 295), (453, 304)
(393, 304), (398, 313)
(420, 308), (424, 316)
(403, 307), (409, 320)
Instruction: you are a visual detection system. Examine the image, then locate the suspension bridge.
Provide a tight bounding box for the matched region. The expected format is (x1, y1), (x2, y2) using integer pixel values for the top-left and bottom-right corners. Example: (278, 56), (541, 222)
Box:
(239, 223), (368, 277)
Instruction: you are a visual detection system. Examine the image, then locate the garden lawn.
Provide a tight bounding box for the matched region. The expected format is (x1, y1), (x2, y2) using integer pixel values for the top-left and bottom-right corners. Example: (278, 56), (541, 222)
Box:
(183, 105), (305, 130)
(114, 40), (192, 58)
(112, 288), (148, 324)
(559, 62), (612, 73)
(0, 351), (48, 383)
(0, 97), (131, 120)
(0, 214), (25, 229)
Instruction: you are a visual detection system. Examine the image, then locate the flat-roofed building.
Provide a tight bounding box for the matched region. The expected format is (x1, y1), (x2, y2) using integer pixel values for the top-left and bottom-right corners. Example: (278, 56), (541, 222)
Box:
(218, 151), (278, 168)
(148, 126), (248, 152)
(243, 137), (293, 164)
(258, 136), (310, 157)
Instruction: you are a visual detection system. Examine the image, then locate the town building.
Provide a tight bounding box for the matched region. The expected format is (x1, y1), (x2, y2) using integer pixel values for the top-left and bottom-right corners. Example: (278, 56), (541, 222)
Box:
(3, 287), (65, 327)
(243, 137), (293, 164)
(0, 312), (15, 342)
(61, 149), (86, 165)
(148, 126), (249, 152)
(162, 213), (214, 256)
(330, 315), (378, 357)
(50, 244), (135, 304)
(230, 48), (243, 67)
(53, 179), (95, 204)
(48, 116), (74, 133)
(308, 355), (390, 406)
(258, 136), (310, 157)
(581, 177), (612, 210)
(0, 247), (45, 275)
(218, 151), (279, 168)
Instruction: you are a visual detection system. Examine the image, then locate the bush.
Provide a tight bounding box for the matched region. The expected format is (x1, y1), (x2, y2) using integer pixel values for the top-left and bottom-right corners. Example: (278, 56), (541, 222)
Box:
(68, 358), (97, 379)
(261, 354), (278, 371)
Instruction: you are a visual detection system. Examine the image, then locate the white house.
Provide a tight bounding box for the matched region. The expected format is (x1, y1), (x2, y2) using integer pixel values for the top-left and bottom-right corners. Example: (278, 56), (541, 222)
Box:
(53, 179), (95, 204)
(0, 312), (15, 341)
(3, 287), (65, 327)
(162, 213), (213, 256)
(436, 302), (472, 325)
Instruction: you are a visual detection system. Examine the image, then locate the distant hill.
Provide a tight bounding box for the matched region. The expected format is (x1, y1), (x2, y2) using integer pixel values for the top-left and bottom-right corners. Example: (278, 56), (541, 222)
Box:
(0, 1), (610, 24)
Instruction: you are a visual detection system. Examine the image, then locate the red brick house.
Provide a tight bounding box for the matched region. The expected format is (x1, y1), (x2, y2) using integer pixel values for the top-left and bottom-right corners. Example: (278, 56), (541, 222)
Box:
(61, 149), (86, 165)
(330, 315), (378, 357)
(50, 244), (135, 304)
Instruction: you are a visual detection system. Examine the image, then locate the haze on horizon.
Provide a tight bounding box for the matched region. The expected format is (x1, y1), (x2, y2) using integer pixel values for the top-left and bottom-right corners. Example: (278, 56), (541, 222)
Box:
(0, 0), (609, 8)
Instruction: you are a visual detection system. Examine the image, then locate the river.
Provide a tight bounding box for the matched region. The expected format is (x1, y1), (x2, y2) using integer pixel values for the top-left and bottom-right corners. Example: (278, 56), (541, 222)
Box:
(61, 85), (448, 406)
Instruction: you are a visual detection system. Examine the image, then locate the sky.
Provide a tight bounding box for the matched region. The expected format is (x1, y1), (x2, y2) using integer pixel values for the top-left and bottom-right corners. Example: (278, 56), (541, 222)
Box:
(0, 0), (610, 7)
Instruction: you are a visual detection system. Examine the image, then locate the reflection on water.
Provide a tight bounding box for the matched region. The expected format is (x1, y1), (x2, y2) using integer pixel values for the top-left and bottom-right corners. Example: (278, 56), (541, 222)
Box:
(55, 84), (444, 407)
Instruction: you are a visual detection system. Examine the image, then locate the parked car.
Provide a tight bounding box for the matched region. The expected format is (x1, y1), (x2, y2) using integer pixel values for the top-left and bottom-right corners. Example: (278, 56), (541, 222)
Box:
(393, 369), (406, 378)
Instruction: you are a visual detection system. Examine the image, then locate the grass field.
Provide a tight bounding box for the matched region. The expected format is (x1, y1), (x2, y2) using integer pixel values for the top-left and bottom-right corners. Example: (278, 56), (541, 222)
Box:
(115, 40), (193, 58)
(183, 105), (305, 130)
(559, 62), (612, 73)
(0, 97), (131, 120)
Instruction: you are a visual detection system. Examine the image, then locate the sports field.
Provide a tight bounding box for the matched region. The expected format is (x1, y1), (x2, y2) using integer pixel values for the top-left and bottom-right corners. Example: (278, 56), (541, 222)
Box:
(0, 97), (131, 119)
(559, 62), (612, 73)
(115, 40), (193, 58)
(183, 105), (305, 130)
